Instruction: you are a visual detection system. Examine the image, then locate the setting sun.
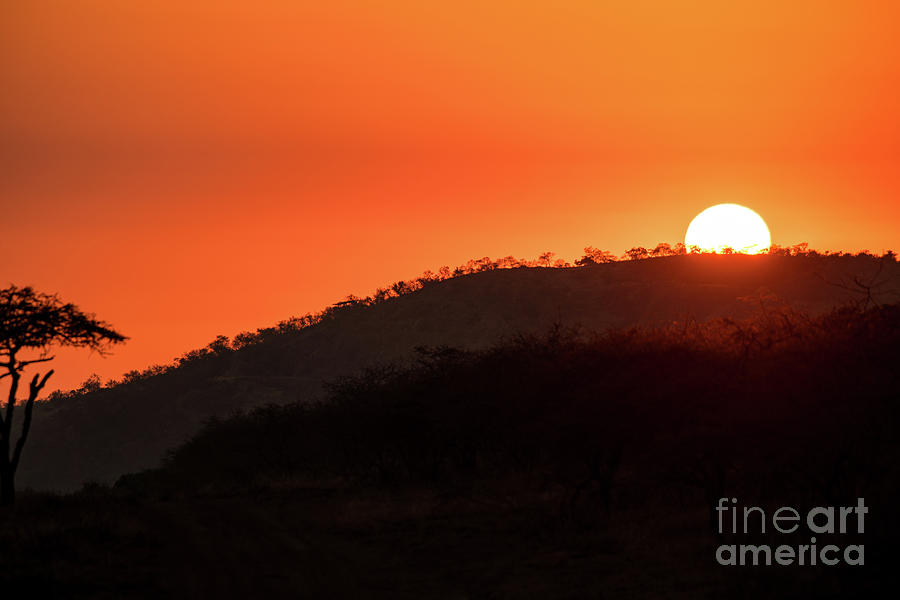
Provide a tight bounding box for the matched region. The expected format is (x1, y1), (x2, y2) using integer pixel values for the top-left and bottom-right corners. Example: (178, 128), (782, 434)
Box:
(684, 204), (772, 254)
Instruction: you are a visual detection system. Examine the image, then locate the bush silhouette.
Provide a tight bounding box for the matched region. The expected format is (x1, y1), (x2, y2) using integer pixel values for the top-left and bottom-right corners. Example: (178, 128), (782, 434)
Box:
(143, 299), (899, 550)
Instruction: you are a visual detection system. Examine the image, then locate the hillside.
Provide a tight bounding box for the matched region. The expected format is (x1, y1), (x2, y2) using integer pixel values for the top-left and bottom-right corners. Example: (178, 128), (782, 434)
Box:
(18, 253), (900, 491)
(4, 299), (898, 598)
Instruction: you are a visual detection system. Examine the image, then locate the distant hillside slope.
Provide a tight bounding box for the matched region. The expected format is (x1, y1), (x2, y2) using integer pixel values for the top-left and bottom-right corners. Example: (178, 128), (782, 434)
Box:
(19, 254), (900, 490)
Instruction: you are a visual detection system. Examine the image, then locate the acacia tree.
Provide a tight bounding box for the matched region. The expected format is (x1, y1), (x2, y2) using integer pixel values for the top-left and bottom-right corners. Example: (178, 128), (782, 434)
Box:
(0, 285), (125, 505)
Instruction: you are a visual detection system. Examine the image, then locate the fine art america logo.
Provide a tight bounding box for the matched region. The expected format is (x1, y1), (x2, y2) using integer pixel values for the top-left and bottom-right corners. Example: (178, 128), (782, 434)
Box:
(715, 497), (867, 566)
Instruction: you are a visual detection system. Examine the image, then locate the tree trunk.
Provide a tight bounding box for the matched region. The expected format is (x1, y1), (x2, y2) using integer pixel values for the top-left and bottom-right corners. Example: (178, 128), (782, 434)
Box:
(0, 461), (14, 506)
(1, 366), (19, 507)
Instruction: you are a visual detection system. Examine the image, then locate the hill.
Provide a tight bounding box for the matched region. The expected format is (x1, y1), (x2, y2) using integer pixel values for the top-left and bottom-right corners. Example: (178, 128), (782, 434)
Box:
(4, 298), (898, 598)
(18, 253), (900, 491)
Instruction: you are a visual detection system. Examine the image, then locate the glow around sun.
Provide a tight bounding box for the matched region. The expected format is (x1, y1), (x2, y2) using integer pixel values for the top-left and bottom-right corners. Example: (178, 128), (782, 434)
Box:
(684, 204), (771, 254)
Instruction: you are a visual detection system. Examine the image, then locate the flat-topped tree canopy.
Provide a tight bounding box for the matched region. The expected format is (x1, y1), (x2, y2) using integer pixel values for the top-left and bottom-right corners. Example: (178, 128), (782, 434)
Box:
(0, 285), (127, 369)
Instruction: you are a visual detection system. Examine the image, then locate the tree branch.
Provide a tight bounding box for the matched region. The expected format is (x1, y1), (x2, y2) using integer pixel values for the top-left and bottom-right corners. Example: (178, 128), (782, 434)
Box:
(2, 370), (20, 440)
(11, 370), (53, 472)
(16, 356), (56, 370)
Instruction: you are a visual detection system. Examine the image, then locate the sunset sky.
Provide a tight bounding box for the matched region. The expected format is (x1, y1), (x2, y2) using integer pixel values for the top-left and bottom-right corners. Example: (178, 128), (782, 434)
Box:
(3, 1), (900, 391)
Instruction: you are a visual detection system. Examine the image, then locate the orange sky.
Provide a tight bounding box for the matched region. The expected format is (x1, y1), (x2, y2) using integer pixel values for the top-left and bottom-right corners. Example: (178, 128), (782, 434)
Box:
(3, 1), (900, 391)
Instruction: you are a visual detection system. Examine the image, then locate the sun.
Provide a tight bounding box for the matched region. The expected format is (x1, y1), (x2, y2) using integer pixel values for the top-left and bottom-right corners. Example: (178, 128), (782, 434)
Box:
(684, 204), (771, 254)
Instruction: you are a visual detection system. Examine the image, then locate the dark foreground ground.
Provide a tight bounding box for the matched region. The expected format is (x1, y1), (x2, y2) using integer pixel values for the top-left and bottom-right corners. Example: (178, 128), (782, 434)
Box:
(4, 484), (876, 599)
(3, 300), (898, 598)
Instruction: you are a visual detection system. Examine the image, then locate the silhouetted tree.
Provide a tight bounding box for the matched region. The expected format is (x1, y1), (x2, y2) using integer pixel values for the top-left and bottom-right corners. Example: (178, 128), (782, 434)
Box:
(650, 243), (673, 257)
(624, 246), (649, 261)
(790, 242), (810, 256)
(0, 285), (125, 505)
(575, 246), (617, 266)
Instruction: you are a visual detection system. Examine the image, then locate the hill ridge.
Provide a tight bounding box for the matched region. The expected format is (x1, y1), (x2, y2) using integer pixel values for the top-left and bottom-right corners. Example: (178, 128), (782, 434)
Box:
(20, 253), (900, 491)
